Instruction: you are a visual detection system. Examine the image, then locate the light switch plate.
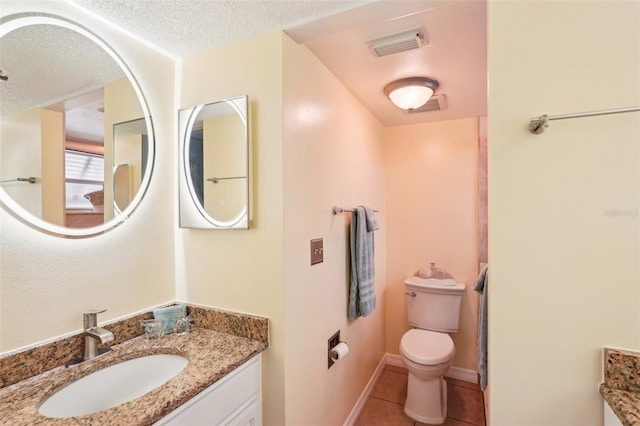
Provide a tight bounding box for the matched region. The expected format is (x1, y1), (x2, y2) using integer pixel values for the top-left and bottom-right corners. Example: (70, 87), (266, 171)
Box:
(310, 238), (323, 265)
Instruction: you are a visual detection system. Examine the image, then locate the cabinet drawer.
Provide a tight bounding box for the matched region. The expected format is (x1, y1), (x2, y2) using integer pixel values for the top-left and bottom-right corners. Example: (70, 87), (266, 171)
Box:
(224, 396), (261, 426)
(156, 355), (261, 425)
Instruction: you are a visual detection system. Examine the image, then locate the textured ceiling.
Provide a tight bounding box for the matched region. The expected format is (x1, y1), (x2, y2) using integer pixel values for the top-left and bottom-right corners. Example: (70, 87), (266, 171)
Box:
(0, 24), (123, 116)
(68, 0), (369, 57)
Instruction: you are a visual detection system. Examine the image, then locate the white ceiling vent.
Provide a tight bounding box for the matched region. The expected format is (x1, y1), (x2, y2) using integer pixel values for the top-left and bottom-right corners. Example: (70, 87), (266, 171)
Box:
(408, 94), (447, 113)
(368, 28), (425, 57)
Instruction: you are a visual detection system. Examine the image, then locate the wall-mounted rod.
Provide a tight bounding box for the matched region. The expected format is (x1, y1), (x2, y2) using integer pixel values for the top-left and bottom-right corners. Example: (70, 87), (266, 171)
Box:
(529, 106), (640, 134)
(0, 177), (40, 184)
(332, 206), (379, 215)
(206, 176), (246, 184)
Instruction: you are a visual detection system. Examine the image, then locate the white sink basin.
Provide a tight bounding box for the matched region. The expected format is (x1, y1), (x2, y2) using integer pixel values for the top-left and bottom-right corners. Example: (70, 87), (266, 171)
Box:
(38, 354), (188, 418)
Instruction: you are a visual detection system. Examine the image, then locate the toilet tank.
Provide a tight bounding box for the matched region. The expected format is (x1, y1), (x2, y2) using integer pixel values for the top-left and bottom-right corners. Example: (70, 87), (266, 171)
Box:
(404, 276), (465, 332)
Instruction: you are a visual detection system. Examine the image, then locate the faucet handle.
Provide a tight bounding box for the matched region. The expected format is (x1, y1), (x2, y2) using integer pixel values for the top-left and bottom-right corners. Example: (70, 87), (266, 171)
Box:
(84, 309), (107, 315)
(83, 309), (107, 329)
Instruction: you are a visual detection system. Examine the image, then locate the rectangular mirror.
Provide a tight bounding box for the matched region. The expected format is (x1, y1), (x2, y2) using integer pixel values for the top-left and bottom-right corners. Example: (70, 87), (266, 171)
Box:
(113, 117), (149, 215)
(178, 95), (249, 229)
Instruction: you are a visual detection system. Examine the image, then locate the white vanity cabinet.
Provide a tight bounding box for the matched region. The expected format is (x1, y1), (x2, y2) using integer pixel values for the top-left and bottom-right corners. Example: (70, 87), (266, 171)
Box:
(156, 354), (261, 426)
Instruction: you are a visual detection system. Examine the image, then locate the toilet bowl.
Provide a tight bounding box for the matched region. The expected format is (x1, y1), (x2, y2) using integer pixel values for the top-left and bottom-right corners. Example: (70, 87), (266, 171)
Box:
(401, 276), (464, 425)
(400, 329), (455, 424)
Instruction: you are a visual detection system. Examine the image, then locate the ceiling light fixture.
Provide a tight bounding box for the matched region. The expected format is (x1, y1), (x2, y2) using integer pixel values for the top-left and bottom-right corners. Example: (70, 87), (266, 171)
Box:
(383, 77), (439, 111)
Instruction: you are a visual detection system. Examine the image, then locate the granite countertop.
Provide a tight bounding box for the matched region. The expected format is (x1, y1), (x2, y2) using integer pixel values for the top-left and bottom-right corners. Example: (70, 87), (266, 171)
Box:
(0, 327), (266, 425)
(600, 385), (640, 425)
(600, 347), (640, 426)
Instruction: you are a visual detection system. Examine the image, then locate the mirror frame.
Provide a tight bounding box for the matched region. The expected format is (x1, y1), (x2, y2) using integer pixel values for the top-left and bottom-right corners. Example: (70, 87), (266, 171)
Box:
(0, 14), (155, 237)
(178, 95), (249, 229)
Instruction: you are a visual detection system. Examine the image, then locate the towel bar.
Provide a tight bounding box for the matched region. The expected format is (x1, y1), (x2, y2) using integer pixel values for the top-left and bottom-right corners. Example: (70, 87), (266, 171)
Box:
(332, 206), (379, 215)
(0, 177), (40, 184)
(529, 106), (640, 134)
(205, 176), (246, 184)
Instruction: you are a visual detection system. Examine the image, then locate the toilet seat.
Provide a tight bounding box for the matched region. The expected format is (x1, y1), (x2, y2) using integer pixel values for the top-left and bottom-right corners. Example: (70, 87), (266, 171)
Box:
(400, 329), (454, 365)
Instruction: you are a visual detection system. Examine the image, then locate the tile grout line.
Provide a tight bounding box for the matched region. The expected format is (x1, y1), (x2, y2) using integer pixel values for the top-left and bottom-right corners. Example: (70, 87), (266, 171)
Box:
(367, 394), (405, 406)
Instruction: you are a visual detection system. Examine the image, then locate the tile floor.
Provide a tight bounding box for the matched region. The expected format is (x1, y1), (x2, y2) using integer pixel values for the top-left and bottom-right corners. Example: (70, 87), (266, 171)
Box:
(354, 365), (486, 426)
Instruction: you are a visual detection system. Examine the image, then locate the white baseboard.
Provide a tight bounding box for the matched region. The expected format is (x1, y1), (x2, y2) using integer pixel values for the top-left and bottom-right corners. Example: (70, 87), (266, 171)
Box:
(343, 355), (387, 426)
(447, 365), (479, 383)
(384, 353), (478, 384)
(385, 353), (404, 368)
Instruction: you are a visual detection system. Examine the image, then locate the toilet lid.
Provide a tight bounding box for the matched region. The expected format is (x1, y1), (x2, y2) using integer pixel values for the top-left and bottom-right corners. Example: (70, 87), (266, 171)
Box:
(400, 329), (454, 365)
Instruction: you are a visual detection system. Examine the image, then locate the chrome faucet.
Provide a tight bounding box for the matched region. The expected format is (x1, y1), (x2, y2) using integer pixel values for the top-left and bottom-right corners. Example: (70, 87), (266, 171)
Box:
(83, 309), (114, 361)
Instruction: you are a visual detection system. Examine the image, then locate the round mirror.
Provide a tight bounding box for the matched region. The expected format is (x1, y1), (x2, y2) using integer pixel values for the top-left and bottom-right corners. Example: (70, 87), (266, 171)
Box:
(0, 14), (154, 237)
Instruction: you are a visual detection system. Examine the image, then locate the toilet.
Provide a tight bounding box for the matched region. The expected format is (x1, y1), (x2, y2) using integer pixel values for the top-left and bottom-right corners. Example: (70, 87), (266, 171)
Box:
(400, 276), (465, 424)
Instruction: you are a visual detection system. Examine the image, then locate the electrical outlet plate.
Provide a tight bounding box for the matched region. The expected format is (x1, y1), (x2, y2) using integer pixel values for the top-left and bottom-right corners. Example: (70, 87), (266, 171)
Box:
(310, 238), (323, 265)
(328, 330), (340, 369)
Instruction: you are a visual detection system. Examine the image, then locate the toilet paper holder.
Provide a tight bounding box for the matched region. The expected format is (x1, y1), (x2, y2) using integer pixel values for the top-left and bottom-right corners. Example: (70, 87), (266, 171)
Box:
(328, 330), (349, 368)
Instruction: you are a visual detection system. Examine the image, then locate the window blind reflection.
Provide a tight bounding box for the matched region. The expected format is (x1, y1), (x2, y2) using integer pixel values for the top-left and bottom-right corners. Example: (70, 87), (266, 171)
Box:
(65, 150), (104, 209)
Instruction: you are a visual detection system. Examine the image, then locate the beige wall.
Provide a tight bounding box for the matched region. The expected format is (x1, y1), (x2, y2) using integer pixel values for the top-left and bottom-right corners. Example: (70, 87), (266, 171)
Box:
(488, 1), (640, 424)
(203, 114), (245, 221)
(41, 109), (65, 226)
(282, 35), (387, 425)
(0, 0), (176, 352)
(1, 108), (64, 225)
(0, 108), (43, 218)
(384, 118), (479, 370)
(177, 31), (286, 425)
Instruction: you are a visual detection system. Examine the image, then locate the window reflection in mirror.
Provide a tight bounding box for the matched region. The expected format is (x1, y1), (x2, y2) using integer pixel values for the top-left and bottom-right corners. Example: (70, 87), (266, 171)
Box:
(179, 96), (249, 229)
(61, 89), (106, 228)
(65, 150), (104, 211)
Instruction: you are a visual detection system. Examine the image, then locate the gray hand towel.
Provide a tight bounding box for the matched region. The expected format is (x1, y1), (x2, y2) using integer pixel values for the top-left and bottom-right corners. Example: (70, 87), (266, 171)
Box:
(348, 206), (378, 319)
(363, 206), (379, 232)
(473, 265), (488, 391)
